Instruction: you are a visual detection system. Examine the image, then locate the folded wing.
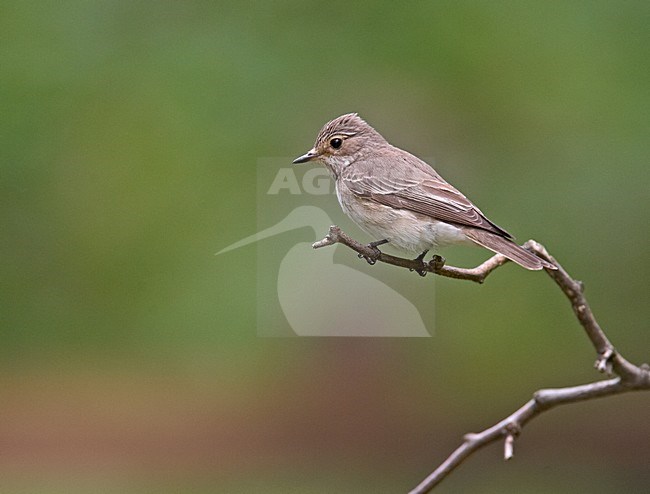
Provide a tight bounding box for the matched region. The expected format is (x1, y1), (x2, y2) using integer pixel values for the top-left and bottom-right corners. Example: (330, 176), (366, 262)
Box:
(343, 154), (513, 239)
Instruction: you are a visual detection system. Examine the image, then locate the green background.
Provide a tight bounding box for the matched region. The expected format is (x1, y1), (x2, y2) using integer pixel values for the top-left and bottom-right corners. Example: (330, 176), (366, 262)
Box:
(2, 1), (648, 492)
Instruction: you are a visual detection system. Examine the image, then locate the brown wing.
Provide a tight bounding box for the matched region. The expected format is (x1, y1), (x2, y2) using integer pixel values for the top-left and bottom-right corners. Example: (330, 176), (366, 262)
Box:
(343, 154), (513, 239)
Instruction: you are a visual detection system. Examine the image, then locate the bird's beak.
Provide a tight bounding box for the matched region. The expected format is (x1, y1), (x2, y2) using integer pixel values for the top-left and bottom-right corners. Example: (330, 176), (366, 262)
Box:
(293, 148), (319, 164)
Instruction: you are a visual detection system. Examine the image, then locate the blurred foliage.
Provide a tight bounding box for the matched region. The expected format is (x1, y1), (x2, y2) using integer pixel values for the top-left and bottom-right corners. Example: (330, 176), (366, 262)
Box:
(1, 1), (648, 493)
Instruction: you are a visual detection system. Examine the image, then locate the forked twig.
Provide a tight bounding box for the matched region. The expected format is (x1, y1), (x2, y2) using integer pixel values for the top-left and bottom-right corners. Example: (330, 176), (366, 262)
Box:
(313, 226), (650, 493)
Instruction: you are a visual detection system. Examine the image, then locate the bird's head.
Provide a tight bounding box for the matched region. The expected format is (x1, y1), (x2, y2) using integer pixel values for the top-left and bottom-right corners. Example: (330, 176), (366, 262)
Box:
(293, 113), (387, 176)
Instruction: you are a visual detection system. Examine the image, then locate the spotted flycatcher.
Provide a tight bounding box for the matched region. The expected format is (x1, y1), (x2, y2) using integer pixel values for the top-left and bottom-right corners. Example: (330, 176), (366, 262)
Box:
(293, 113), (555, 271)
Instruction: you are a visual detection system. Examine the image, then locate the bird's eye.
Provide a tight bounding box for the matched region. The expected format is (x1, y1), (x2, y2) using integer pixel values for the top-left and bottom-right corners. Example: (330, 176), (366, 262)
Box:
(330, 138), (342, 149)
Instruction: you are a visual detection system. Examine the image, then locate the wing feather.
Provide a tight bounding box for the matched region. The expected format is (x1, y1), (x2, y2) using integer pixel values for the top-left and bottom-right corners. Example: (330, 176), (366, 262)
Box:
(343, 154), (513, 239)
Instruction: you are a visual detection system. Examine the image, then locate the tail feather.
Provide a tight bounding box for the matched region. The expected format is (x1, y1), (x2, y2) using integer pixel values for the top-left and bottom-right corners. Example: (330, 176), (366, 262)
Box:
(464, 230), (556, 271)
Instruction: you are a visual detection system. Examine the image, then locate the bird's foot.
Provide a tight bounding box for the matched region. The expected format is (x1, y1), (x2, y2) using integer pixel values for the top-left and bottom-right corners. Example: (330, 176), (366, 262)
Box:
(409, 250), (430, 277)
(429, 254), (446, 271)
(369, 239), (389, 249)
(357, 239), (388, 265)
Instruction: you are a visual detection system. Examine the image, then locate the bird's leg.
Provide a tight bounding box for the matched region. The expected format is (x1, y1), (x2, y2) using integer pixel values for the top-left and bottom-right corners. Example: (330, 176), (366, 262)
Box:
(410, 250), (429, 277)
(357, 239), (389, 265)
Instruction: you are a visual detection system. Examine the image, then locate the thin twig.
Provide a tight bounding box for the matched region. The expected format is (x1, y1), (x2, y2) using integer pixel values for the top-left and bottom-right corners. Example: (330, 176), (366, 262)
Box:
(408, 378), (647, 493)
(313, 225), (509, 283)
(312, 226), (650, 492)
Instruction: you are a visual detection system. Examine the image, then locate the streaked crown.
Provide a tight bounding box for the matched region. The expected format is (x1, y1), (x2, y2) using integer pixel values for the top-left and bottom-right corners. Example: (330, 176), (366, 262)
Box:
(292, 113), (389, 174)
(314, 113), (384, 149)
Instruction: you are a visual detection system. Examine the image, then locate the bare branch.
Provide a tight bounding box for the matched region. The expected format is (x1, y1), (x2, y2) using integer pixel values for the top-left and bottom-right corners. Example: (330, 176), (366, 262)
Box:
(312, 226), (650, 492)
(313, 225), (509, 283)
(408, 377), (646, 494)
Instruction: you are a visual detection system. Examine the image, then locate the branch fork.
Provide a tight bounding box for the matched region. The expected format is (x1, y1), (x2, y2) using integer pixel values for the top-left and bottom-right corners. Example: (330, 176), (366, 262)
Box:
(312, 225), (649, 492)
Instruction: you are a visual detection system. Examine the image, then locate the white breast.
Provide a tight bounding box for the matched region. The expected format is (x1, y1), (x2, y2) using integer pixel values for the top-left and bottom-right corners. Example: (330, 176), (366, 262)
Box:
(335, 182), (472, 254)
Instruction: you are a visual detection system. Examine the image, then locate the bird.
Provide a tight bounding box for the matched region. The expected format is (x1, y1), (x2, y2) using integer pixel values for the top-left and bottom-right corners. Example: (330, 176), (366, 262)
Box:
(216, 206), (430, 336)
(293, 113), (555, 271)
